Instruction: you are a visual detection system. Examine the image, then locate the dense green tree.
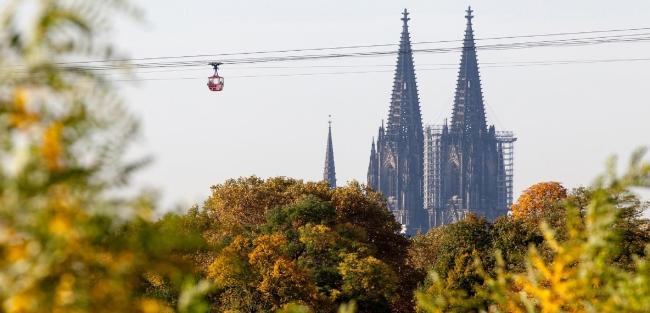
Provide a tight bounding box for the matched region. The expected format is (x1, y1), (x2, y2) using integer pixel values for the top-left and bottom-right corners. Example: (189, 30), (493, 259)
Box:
(410, 215), (492, 291)
(490, 216), (543, 272)
(567, 187), (650, 269)
(409, 214), (541, 310)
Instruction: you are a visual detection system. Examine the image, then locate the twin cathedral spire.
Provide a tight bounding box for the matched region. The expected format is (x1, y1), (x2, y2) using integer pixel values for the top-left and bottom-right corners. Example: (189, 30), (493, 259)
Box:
(323, 7), (515, 234)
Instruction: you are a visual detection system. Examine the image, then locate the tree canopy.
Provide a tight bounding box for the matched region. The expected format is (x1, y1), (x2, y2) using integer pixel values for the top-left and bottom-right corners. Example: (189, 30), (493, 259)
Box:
(511, 182), (568, 224)
(197, 178), (419, 312)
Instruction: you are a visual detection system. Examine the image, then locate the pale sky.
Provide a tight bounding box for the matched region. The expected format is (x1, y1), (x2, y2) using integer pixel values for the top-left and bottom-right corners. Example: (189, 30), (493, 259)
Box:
(114, 0), (650, 211)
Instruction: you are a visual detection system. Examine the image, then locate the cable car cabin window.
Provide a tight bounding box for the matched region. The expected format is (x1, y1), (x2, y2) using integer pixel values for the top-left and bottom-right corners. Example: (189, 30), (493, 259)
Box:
(208, 76), (223, 84)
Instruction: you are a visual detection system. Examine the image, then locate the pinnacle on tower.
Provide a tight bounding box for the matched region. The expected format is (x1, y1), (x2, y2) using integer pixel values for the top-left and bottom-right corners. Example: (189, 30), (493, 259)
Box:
(401, 8), (410, 24)
(465, 6), (474, 21)
(450, 5), (487, 134)
(323, 116), (336, 188)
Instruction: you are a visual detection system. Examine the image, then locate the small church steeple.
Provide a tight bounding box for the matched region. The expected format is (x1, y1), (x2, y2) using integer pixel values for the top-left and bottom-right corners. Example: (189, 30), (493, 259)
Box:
(323, 116), (336, 188)
(367, 137), (378, 190)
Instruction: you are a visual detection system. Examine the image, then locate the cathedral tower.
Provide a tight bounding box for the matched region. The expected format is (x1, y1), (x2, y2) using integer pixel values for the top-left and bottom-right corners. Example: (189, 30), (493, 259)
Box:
(368, 9), (425, 235)
(424, 7), (515, 226)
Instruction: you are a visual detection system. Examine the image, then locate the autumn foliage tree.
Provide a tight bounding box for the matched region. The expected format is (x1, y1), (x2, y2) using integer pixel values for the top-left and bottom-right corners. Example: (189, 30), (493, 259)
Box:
(511, 182), (568, 229)
(198, 177), (418, 312)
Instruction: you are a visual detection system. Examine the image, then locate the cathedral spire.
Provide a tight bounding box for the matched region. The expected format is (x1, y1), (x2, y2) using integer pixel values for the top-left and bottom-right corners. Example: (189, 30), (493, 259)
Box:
(385, 8), (423, 145)
(323, 116), (336, 188)
(450, 6), (487, 134)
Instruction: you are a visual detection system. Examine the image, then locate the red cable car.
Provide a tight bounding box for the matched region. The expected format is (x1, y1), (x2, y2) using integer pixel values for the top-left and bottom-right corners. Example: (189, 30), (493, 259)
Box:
(207, 62), (224, 91)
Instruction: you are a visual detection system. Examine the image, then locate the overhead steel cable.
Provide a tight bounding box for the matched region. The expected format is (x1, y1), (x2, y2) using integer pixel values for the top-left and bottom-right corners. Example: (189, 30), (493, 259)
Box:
(3, 25), (650, 70)
(42, 25), (650, 66)
(112, 56), (650, 82)
(90, 55), (650, 75)
(30, 31), (649, 74)
(72, 32), (650, 71)
(4, 29), (650, 74)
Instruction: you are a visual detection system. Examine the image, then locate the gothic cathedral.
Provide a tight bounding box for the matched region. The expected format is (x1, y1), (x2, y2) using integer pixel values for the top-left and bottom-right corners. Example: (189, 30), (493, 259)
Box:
(367, 8), (516, 235)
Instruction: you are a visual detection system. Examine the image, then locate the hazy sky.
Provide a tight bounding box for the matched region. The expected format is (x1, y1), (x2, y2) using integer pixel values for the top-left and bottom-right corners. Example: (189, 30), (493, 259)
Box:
(114, 0), (650, 210)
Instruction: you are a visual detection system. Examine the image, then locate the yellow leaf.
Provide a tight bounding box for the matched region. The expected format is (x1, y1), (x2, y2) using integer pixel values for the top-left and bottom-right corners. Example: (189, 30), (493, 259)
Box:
(139, 298), (172, 313)
(55, 274), (76, 306)
(9, 88), (39, 129)
(5, 291), (34, 313)
(42, 122), (64, 170)
(7, 242), (27, 262)
(49, 214), (71, 236)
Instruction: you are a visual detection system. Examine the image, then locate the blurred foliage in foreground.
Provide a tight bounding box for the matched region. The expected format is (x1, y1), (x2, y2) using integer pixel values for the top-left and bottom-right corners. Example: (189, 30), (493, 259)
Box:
(0, 0), (210, 312)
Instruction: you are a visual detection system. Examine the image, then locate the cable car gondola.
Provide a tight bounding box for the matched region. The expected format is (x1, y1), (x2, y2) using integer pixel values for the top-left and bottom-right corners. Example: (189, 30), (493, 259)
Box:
(207, 62), (224, 91)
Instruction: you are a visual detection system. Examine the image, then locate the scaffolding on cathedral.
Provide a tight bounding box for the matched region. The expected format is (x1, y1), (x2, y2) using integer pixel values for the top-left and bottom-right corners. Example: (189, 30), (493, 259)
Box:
(423, 126), (516, 226)
(423, 125), (443, 226)
(496, 131), (516, 211)
(423, 126), (517, 226)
